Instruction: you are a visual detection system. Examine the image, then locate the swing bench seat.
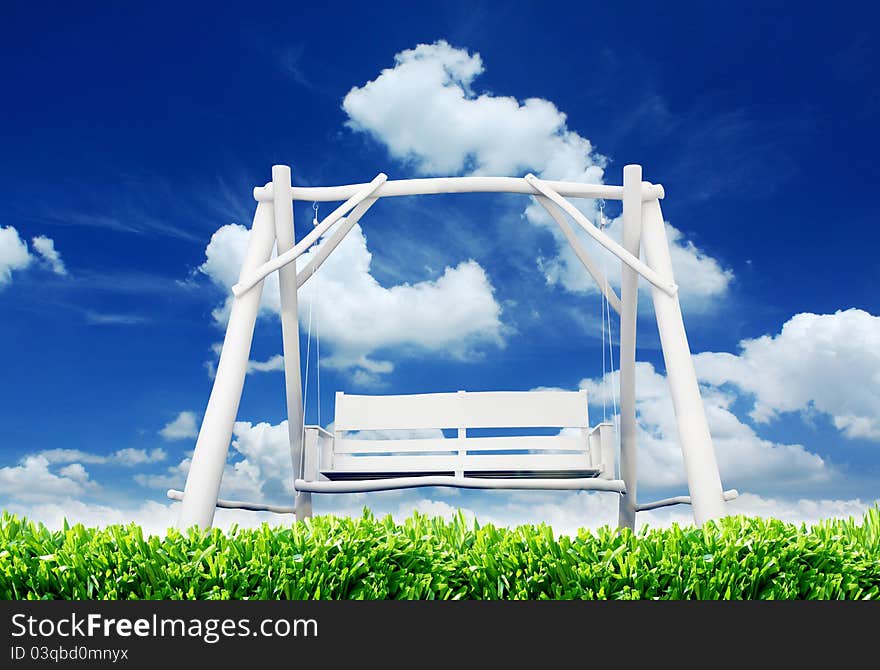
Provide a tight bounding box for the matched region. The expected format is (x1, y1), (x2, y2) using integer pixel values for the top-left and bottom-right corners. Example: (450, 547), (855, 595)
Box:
(294, 390), (625, 502)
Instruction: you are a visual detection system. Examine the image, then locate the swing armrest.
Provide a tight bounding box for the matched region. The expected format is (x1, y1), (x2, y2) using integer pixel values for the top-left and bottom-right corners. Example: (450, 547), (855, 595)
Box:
(589, 422), (616, 480)
(304, 425), (334, 439)
(301, 426), (334, 482)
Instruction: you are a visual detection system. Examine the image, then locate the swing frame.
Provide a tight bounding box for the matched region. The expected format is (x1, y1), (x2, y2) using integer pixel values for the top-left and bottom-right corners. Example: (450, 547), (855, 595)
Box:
(171, 164), (736, 530)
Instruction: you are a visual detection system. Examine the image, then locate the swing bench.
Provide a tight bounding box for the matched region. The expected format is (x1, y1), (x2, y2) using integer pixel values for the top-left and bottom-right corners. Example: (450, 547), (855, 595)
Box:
(292, 390), (622, 518)
(173, 164), (737, 531)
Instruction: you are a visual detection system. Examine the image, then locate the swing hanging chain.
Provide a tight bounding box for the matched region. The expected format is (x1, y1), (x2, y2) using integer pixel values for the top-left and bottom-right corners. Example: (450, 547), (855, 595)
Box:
(596, 198), (620, 433)
(299, 275), (314, 480)
(607, 268), (619, 426)
(601, 200), (620, 440)
(315, 262), (322, 430)
(299, 200), (324, 471)
(311, 201), (322, 428)
(599, 199), (607, 423)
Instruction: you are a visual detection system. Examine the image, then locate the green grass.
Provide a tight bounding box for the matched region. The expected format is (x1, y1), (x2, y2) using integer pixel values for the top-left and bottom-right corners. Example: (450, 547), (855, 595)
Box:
(1, 508), (878, 599)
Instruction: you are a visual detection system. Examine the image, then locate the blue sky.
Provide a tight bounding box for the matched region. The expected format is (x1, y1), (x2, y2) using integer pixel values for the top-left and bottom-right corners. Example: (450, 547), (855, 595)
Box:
(1, 1), (878, 533)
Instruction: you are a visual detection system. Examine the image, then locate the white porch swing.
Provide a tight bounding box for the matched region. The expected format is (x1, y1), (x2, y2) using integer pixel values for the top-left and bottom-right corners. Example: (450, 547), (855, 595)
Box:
(168, 164), (738, 530)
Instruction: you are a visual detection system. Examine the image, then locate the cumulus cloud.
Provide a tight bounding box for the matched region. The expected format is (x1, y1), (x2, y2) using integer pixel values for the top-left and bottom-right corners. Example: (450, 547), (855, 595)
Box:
(31, 235), (67, 275)
(223, 420), (296, 499)
(0, 227), (67, 286)
(0, 498), (231, 536)
(541, 212), (733, 307)
(0, 455), (97, 503)
(344, 41), (605, 180)
(160, 411), (199, 440)
(133, 458), (192, 492)
(342, 40), (732, 308)
(0, 226), (33, 286)
(718, 493), (877, 527)
(138, 420), (294, 502)
(57, 463), (90, 484)
(199, 222), (503, 381)
(581, 362), (830, 490)
(694, 309), (880, 441)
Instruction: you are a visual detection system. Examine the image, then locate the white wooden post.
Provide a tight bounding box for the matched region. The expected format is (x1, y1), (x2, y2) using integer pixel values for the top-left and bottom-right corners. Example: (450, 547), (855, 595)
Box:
(271, 165), (308, 517)
(456, 390), (466, 478)
(617, 164), (642, 530)
(297, 429), (317, 520)
(641, 195), (727, 525)
(177, 200), (277, 528)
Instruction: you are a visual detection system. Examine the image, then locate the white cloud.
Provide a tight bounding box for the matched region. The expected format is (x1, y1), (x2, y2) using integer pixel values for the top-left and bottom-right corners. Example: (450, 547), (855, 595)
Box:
(342, 40), (732, 309)
(38, 449), (107, 464)
(0, 497), (295, 535)
(663, 225), (733, 300)
(138, 420), (295, 502)
(720, 493), (877, 526)
(160, 411), (199, 440)
(0, 455), (97, 503)
(581, 362), (830, 490)
(39, 447), (167, 467)
(0, 227), (68, 286)
(694, 309), (880, 441)
(133, 458), (191, 491)
(84, 312), (147, 325)
(541, 212), (733, 307)
(199, 222), (503, 380)
(344, 40), (605, 180)
(0, 498), (257, 536)
(1, 499), (176, 535)
(31, 235), (67, 275)
(57, 463), (90, 484)
(224, 420), (296, 499)
(112, 448), (168, 466)
(248, 354), (284, 373)
(637, 492), (879, 530)
(0, 225), (33, 286)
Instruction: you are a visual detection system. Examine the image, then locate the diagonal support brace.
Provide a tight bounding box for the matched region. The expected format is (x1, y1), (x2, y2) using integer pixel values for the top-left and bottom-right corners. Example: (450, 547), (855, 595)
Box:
(233, 173), (388, 297)
(525, 174), (678, 297)
(533, 195), (622, 314)
(296, 196), (379, 289)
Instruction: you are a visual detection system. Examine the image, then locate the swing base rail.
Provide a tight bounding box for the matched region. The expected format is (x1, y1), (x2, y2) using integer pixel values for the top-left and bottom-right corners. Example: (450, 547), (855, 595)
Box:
(636, 489), (739, 512)
(295, 476), (627, 494)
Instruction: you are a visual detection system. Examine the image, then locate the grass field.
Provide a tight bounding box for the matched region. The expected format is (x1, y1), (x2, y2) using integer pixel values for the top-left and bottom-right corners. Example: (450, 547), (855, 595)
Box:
(1, 508), (877, 599)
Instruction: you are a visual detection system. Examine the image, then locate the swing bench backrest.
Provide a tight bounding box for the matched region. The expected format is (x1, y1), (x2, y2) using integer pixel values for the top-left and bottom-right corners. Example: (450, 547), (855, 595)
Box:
(304, 390), (616, 482)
